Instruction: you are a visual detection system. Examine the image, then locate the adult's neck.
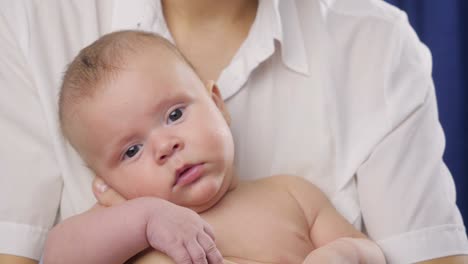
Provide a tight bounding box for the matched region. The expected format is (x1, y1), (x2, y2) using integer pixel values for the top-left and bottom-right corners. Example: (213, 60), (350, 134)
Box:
(162, 0), (258, 26)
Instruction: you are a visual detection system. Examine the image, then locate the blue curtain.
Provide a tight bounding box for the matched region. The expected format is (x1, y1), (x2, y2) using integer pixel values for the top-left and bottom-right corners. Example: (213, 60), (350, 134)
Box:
(384, 1), (467, 225)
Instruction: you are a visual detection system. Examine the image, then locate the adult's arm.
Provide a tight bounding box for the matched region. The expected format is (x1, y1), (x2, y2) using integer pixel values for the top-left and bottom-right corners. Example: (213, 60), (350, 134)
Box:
(0, 1), (62, 261)
(0, 255), (37, 264)
(355, 11), (467, 264)
(419, 256), (468, 264)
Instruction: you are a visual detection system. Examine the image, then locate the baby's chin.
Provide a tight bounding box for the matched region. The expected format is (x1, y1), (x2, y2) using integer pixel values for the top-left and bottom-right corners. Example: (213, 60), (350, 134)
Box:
(175, 175), (230, 213)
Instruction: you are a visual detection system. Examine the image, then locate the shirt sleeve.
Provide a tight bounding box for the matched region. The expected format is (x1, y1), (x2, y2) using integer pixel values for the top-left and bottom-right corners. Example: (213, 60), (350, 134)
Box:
(355, 14), (468, 263)
(0, 3), (63, 260)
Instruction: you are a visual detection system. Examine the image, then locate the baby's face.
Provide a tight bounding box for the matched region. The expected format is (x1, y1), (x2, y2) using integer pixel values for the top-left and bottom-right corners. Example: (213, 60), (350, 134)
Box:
(70, 46), (235, 212)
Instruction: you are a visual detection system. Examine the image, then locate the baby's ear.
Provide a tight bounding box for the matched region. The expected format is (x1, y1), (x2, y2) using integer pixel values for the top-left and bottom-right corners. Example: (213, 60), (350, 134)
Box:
(206, 80), (231, 125)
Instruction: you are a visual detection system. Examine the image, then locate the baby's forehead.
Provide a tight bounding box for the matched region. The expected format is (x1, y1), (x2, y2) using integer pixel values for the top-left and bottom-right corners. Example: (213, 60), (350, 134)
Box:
(60, 31), (200, 158)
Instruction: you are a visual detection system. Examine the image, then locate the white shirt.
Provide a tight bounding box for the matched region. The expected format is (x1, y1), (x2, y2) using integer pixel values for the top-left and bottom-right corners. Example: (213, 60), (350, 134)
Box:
(0, 0), (466, 263)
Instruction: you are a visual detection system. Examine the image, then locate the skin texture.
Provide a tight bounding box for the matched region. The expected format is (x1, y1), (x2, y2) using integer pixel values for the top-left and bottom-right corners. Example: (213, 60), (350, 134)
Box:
(162, 0), (258, 82)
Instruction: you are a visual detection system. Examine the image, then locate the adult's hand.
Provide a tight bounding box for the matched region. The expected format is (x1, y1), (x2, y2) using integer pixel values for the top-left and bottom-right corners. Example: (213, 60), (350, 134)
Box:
(92, 177), (223, 264)
(418, 255), (468, 264)
(0, 254), (38, 264)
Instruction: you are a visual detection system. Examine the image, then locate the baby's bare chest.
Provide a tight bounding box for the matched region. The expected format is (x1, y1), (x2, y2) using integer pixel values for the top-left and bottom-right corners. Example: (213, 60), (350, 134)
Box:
(201, 182), (315, 264)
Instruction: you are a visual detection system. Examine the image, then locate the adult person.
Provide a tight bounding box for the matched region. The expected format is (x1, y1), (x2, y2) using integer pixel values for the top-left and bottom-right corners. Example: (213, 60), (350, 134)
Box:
(0, 0), (466, 263)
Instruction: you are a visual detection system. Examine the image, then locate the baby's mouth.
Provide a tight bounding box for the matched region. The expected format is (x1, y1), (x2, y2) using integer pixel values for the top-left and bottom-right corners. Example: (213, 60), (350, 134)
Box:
(174, 163), (204, 187)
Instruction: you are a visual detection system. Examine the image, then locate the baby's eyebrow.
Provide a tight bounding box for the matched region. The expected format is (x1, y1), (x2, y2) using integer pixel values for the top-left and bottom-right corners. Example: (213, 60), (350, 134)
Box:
(104, 134), (134, 167)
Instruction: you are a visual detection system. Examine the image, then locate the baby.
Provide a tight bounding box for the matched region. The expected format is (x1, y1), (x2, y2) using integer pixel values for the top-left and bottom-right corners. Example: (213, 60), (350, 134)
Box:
(43, 30), (385, 264)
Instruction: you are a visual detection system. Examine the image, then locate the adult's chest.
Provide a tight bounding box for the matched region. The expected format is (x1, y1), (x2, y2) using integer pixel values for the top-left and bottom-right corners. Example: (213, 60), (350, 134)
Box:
(201, 184), (314, 264)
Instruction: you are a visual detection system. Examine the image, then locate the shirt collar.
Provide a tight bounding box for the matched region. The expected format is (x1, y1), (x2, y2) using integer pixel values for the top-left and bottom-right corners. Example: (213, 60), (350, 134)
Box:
(272, 0), (310, 75)
(111, 0), (310, 76)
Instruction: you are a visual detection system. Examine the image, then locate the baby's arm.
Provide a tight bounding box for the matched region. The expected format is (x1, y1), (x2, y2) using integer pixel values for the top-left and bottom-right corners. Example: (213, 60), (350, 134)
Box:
(43, 197), (156, 264)
(43, 197), (221, 264)
(132, 250), (238, 264)
(283, 176), (386, 264)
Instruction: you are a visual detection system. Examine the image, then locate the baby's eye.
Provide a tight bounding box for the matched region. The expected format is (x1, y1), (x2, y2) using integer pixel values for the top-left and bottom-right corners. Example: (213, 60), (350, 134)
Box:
(167, 107), (185, 124)
(123, 144), (143, 160)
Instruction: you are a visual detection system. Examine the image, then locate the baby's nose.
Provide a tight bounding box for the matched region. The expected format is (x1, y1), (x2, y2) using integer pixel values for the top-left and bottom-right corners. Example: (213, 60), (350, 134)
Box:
(156, 139), (183, 164)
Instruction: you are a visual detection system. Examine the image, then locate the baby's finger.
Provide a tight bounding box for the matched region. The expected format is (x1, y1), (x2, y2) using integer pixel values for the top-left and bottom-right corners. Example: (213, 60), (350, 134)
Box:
(197, 233), (223, 264)
(92, 177), (126, 207)
(164, 245), (192, 264)
(185, 238), (208, 264)
(203, 224), (216, 242)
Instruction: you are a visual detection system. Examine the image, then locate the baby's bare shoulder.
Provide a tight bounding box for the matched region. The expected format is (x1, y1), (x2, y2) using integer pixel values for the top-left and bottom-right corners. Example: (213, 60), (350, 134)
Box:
(255, 175), (328, 203)
(261, 174), (320, 190)
(255, 174), (304, 185)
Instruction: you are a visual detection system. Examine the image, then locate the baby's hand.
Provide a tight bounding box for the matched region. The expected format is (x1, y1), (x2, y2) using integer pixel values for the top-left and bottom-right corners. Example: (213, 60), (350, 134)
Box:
(146, 201), (223, 264)
(93, 177), (223, 264)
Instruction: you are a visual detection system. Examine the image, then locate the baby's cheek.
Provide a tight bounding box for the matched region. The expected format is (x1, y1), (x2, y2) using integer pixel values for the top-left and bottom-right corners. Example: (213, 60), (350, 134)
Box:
(208, 127), (234, 155)
(130, 183), (172, 200)
(113, 170), (162, 199)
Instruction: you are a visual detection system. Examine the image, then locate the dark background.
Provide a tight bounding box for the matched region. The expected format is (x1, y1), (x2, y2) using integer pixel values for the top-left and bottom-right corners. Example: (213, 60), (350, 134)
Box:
(385, 0), (467, 228)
